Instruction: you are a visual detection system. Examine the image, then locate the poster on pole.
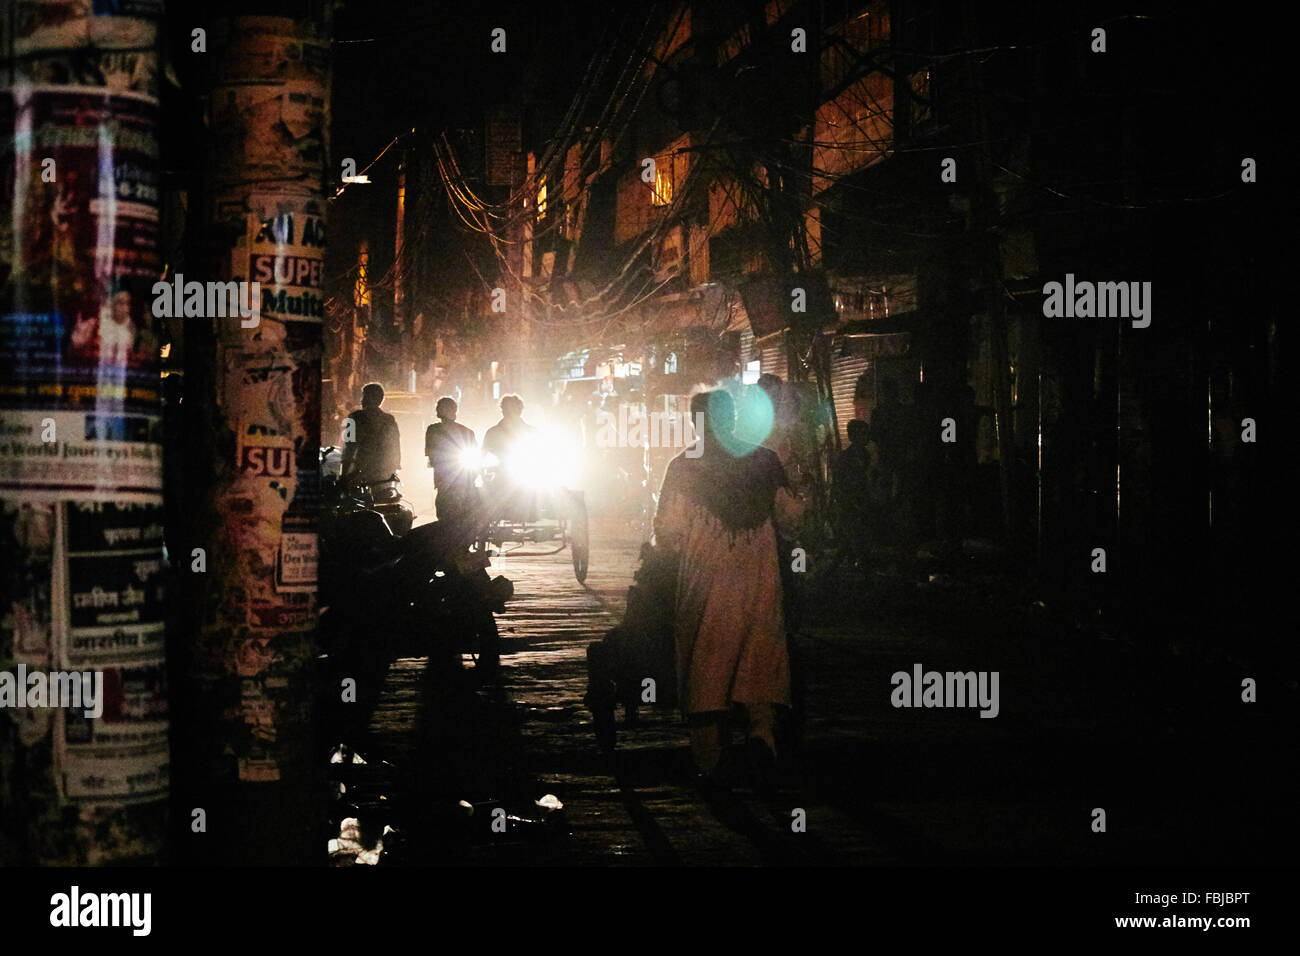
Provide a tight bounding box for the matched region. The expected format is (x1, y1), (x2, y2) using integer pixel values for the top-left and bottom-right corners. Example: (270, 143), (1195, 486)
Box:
(0, 87), (163, 503)
(245, 199), (328, 326)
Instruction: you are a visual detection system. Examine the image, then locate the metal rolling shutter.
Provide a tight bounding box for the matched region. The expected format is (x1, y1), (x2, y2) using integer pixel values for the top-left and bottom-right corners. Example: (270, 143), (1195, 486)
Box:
(759, 336), (788, 381)
(830, 352), (871, 446)
(739, 328), (755, 367)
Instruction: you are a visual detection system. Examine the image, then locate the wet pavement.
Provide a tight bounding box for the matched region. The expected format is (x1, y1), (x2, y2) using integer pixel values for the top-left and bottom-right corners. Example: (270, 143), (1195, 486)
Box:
(333, 516), (1294, 867)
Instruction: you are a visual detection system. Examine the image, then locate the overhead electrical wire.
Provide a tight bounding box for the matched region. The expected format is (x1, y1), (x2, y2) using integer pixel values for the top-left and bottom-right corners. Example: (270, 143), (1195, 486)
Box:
(351, 4), (1215, 357)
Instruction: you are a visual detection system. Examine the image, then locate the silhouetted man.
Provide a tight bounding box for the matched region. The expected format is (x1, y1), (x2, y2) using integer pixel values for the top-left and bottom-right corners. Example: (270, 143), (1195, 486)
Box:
(831, 419), (872, 569)
(482, 394), (539, 520)
(482, 394), (538, 464)
(341, 382), (401, 490)
(424, 396), (478, 522)
(870, 377), (911, 547)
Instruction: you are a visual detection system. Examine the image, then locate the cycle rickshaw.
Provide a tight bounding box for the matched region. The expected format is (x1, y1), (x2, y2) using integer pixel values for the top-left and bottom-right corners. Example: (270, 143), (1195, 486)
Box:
(464, 430), (590, 584)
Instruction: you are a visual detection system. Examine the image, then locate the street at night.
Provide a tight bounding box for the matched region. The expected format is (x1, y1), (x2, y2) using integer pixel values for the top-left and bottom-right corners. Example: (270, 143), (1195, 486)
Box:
(346, 517), (1286, 868)
(0, 0), (1292, 941)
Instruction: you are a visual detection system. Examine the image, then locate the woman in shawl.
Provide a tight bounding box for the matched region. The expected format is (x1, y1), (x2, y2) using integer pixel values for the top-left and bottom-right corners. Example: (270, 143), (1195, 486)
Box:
(653, 389), (803, 787)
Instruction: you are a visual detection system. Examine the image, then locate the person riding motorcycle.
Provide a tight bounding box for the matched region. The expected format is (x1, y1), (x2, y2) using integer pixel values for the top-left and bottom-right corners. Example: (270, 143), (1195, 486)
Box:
(341, 382), (401, 492)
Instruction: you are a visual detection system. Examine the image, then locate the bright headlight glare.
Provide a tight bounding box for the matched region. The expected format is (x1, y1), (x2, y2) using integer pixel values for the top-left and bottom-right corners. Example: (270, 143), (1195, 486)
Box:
(459, 446), (482, 470)
(511, 453), (564, 490)
(506, 453), (528, 483)
(491, 428), (581, 490)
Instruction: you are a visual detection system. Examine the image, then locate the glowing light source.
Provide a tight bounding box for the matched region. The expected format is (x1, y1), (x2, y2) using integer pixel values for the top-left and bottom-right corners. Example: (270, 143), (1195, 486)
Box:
(499, 427), (580, 490)
(651, 159), (673, 206)
(459, 446), (483, 471)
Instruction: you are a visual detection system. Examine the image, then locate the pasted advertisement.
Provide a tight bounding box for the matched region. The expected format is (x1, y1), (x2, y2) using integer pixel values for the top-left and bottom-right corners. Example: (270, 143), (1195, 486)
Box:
(197, 18), (327, 788)
(0, 88), (162, 501)
(0, 499), (167, 861)
(0, 409), (161, 499)
(247, 204), (327, 325)
(276, 519), (318, 593)
(210, 22), (329, 189)
(211, 309), (320, 782)
(55, 501), (168, 805)
(0, 2), (161, 100)
(218, 314), (320, 633)
(0, 501), (57, 760)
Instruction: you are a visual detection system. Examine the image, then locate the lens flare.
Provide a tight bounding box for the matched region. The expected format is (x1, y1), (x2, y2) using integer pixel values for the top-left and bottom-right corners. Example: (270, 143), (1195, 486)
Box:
(503, 427), (581, 489)
(459, 446), (482, 471)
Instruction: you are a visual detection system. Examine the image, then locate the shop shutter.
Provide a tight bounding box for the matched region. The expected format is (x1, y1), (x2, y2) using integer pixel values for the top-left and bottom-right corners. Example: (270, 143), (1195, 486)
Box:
(759, 337), (788, 381)
(830, 351), (871, 446)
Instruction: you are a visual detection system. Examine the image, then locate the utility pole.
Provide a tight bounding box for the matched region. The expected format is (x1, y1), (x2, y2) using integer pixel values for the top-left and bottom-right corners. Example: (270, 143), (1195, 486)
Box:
(174, 10), (331, 865)
(0, 0), (169, 863)
(961, 0), (1015, 542)
(394, 150), (409, 387)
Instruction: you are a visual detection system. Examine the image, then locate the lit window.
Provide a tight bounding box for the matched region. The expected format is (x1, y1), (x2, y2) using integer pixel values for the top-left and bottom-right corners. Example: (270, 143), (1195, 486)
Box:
(651, 159), (673, 206)
(537, 176), (547, 218)
(354, 247), (370, 307)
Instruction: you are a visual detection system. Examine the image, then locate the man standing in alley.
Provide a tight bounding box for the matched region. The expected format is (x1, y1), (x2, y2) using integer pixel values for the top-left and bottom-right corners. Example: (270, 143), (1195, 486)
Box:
(831, 418), (873, 571)
(425, 396), (478, 522)
(341, 382), (401, 491)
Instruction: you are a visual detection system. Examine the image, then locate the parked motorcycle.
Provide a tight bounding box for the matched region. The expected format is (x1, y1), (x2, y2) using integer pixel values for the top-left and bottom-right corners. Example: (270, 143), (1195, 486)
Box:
(317, 447), (513, 748)
(320, 446), (414, 536)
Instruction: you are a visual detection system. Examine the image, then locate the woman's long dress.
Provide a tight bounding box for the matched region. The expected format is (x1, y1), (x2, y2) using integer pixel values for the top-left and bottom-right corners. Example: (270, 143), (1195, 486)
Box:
(653, 441), (792, 714)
